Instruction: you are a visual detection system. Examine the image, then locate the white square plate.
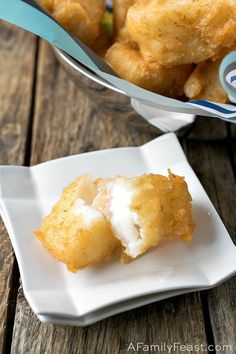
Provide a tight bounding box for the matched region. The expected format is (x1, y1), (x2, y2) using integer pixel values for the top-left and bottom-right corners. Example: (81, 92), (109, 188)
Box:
(1, 133), (235, 326)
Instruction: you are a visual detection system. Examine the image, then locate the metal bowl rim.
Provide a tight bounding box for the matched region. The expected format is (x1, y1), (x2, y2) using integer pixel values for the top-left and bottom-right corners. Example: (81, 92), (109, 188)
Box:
(53, 47), (126, 96)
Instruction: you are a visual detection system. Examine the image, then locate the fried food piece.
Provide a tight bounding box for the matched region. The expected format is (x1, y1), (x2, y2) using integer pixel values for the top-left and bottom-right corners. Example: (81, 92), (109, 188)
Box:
(113, 0), (138, 44)
(53, 0), (105, 46)
(113, 0), (136, 34)
(92, 26), (112, 58)
(39, 0), (54, 12)
(54, 0), (105, 23)
(116, 25), (133, 43)
(39, 0), (105, 46)
(184, 58), (229, 103)
(35, 174), (118, 271)
(105, 42), (193, 97)
(93, 172), (195, 261)
(127, 0), (236, 65)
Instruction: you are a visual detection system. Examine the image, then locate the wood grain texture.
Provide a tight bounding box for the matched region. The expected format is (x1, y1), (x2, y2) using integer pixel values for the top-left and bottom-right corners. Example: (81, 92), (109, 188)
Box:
(184, 139), (236, 353)
(54, 48), (162, 136)
(10, 41), (208, 353)
(0, 22), (37, 354)
(30, 41), (155, 165)
(12, 284), (207, 354)
(188, 116), (228, 141)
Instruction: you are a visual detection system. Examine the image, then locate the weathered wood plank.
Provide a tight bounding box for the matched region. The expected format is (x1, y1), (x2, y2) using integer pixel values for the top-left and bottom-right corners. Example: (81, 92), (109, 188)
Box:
(29, 44), (152, 166)
(188, 116), (227, 141)
(0, 22), (37, 353)
(184, 139), (236, 353)
(13, 284), (207, 354)
(10, 41), (208, 353)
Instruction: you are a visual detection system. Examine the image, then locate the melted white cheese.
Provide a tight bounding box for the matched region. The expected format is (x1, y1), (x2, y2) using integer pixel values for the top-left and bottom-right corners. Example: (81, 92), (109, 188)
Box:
(109, 180), (143, 257)
(73, 198), (102, 226)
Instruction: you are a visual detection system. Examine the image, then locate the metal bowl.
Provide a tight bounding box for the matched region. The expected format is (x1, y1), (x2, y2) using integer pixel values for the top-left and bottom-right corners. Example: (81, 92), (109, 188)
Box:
(53, 47), (141, 116)
(54, 47), (212, 137)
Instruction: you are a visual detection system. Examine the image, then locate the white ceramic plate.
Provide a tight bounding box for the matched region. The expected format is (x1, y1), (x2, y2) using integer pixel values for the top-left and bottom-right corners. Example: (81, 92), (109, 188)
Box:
(36, 287), (203, 326)
(0, 133), (235, 326)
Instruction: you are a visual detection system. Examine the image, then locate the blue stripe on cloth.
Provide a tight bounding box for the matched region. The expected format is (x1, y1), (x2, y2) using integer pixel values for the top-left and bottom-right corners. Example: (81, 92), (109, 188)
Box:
(231, 75), (236, 83)
(190, 100), (236, 115)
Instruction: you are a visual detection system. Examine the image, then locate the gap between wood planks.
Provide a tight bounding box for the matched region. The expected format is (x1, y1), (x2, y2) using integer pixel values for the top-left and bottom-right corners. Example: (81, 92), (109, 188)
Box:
(3, 260), (19, 354)
(226, 123), (236, 180)
(3, 38), (40, 354)
(24, 38), (40, 168)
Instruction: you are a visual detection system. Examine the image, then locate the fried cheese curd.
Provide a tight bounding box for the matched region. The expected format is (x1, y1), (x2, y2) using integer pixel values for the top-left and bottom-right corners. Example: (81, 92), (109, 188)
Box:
(92, 26), (112, 58)
(35, 174), (119, 271)
(39, 0), (105, 46)
(184, 50), (233, 103)
(105, 42), (193, 97)
(39, 0), (54, 12)
(35, 172), (195, 271)
(113, 0), (136, 34)
(126, 0), (236, 65)
(113, 0), (135, 31)
(93, 172), (195, 262)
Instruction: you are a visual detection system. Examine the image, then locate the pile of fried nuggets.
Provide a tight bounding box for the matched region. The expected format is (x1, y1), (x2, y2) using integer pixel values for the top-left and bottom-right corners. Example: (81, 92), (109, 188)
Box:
(35, 172), (195, 271)
(39, 0), (236, 103)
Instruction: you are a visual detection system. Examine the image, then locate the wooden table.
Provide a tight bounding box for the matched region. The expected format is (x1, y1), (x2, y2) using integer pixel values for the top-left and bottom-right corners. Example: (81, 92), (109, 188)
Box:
(0, 23), (235, 354)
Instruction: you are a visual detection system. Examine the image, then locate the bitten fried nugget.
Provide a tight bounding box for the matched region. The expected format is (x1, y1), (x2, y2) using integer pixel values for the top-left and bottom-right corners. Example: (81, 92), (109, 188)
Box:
(35, 172), (195, 271)
(127, 0), (236, 65)
(105, 42), (193, 98)
(93, 172), (195, 261)
(184, 52), (230, 103)
(34, 174), (119, 271)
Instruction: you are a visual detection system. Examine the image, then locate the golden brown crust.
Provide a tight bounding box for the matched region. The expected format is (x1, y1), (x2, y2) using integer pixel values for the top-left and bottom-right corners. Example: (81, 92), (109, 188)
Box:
(113, 0), (136, 34)
(34, 175), (119, 271)
(35, 172), (195, 270)
(184, 50), (231, 103)
(127, 0), (236, 65)
(105, 42), (193, 98)
(39, 0), (105, 46)
(39, 0), (54, 12)
(132, 172), (195, 248)
(92, 26), (112, 58)
(94, 172), (195, 259)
